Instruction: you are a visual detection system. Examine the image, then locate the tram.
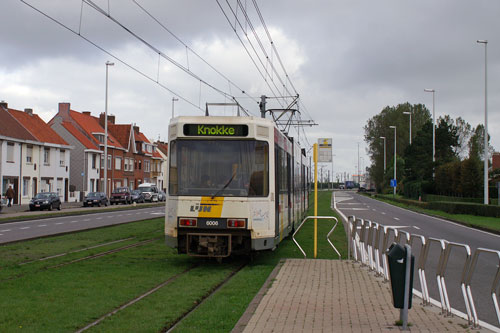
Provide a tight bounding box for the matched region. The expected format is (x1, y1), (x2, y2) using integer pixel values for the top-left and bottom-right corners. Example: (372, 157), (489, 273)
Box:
(165, 116), (309, 257)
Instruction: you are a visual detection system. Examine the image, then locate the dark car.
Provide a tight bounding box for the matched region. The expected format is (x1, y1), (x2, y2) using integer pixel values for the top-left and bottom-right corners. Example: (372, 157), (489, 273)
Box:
(131, 190), (145, 203)
(29, 192), (61, 211)
(110, 187), (131, 205)
(83, 192), (108, 207)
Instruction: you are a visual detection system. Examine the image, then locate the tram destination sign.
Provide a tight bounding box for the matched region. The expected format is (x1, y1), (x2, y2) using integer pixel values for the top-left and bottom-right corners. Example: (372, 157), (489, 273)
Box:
(183, 124), (248, 137)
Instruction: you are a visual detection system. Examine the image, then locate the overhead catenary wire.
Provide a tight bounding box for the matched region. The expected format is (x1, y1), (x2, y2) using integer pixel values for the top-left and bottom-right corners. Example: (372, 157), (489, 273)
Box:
(131, 0), (259, 106)
(20, 0), (204, 113)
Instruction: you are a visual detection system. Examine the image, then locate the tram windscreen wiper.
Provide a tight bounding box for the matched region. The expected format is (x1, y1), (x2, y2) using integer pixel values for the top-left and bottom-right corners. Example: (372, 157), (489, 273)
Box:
(211, 173), (236, 199)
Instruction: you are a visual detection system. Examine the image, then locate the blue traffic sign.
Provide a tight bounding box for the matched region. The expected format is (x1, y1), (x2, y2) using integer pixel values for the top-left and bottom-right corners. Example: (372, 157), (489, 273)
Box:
(390, 179), (397, 187)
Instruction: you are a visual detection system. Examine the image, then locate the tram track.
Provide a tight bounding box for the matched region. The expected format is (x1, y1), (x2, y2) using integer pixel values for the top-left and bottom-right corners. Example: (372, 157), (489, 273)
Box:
(1, 237), (161, 282)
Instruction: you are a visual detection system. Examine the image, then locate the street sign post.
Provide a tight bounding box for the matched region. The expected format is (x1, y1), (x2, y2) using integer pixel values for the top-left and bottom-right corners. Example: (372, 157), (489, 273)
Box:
(390, 179), (397, 188)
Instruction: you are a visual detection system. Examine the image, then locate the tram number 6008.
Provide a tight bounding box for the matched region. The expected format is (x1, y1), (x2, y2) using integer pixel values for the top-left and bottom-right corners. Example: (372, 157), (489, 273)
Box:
(206, 220), (219, 226)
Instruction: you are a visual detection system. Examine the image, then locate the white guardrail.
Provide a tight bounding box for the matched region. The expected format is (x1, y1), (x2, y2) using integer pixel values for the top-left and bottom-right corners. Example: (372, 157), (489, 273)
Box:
(345, 215), (500, 330)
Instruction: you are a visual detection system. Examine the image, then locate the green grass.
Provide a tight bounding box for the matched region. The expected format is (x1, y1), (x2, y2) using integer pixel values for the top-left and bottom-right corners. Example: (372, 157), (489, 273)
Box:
(0, 191), (347, 332)
(374, 195), (500, 232)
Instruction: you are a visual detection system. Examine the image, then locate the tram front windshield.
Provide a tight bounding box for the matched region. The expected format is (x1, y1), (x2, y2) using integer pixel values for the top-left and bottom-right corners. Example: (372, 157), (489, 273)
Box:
(169, 140), (269, 197)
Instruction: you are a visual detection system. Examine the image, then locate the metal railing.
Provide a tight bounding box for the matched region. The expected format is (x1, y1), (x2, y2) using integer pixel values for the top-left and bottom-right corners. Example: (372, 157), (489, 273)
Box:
(292, 215), (341, 259)
(346, 215), (500, 329)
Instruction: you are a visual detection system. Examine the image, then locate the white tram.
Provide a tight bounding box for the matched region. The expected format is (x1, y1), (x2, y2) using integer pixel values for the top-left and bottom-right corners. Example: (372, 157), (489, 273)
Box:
(165, 116), (309, 257)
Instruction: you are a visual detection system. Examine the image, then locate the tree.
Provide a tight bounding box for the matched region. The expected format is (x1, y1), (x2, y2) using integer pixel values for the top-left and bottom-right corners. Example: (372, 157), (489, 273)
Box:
(364, 103), (431, 191)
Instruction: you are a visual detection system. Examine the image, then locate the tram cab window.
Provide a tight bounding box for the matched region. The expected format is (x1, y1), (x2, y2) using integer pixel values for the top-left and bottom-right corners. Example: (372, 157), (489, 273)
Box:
(169, 140), (269, 197)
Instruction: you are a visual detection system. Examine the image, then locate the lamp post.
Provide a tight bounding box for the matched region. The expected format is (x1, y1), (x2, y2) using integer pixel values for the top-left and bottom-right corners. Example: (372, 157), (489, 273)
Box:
(389, 126), (397, 196)
(380, 136), (386, 172)
(104, 61), (114, 197)
(403, 111), (412, 145)
(477, 40), (488, 205)
(424, 89), (435, 164)
(171, 97), (179, 118)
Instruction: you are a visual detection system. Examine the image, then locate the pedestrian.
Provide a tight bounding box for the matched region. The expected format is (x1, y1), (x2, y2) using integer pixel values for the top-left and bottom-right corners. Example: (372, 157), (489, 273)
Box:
(6, 185), (15, 207)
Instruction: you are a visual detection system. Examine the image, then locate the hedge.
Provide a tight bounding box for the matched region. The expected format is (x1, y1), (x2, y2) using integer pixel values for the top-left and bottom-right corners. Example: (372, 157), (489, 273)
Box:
(428, 201), (500, 218)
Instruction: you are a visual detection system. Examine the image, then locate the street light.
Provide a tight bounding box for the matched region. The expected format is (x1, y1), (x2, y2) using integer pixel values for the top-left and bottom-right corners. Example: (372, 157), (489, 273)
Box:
(104, 61), (114, 197)
(389, 126), (397, 196)
(424, 89), (435, 164)
(477, 40), (488, 205)
(171, 97), (179, 118)
(380, 136), (386, 172)
(403, 111), (412, 145)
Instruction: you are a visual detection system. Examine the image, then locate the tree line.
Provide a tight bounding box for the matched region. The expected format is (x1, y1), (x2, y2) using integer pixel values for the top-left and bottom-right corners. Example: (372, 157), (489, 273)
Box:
(364, 103), (495, 199)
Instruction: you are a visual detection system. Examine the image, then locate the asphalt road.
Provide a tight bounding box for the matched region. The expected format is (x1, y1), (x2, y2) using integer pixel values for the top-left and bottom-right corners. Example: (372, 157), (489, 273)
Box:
(0, 206), (165, 244)
(334, 190), (500, 330)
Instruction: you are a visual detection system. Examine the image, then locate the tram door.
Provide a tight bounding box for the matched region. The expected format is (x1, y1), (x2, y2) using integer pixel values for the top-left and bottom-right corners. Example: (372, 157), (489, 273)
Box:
(274, 145), (290, 241)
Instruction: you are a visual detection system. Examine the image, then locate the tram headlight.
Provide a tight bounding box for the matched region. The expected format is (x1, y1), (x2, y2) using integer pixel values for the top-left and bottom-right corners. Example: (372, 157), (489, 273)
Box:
(227, 219), (246, 228)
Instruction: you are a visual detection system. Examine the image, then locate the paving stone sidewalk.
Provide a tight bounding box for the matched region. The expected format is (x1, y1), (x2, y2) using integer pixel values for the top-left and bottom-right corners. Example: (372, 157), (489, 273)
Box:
(234, 259), (492, 332)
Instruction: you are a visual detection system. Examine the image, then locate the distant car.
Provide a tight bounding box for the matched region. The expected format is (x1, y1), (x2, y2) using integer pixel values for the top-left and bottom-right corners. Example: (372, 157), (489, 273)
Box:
(138, 183), (159, 202)
(110, 187), (132, 205)
(29, 192), (61, 211)
(158, 190), (166, 202)
(83, 192), (108, 207)
(131, 190), (145, 203)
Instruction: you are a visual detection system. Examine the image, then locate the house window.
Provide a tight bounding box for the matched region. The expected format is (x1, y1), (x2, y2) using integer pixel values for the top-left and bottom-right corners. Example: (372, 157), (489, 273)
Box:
(44, 148), (50, 165)
(26, 145), (33, 163)
(7, 142), (15, 162)
(115, 157), (122, 170)
(101, 155), (104, 169)
(108, 155), (112, 170)
(124, 158), (128, 171)
(23, 178), (30, 197)
(139, 160), (142, 170)
(60, 150), (65, 167)
(92, 154), (97, 169)
(145, 160), (150, 172)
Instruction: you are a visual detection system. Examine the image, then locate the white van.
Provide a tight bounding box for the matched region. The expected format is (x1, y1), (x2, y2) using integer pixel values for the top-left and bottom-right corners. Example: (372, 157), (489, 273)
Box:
(137, 183), (159, 202)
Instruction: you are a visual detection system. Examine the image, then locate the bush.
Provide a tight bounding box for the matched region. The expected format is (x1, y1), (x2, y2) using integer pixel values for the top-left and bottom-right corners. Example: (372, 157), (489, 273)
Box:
(428, 201), (500, 217)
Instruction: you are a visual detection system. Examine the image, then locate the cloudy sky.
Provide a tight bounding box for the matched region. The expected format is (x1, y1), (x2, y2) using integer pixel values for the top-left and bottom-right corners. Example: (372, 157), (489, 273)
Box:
(1, 0), (499, 180)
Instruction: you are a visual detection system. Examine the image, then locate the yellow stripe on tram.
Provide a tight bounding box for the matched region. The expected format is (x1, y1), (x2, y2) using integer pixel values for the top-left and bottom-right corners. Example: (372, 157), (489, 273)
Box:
(198, 196), (225, 218)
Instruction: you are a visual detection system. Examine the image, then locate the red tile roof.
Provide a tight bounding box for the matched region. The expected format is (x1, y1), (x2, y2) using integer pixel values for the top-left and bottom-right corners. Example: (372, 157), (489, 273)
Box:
(134, 130), (151, 144)
(108, 124), (132, 150)
(69, 110), (124, 149)
(156, 141), (169, 156)
(0, 107), (37, 141)
(61, 122), (97, 150)
(7, 108), (68, 145)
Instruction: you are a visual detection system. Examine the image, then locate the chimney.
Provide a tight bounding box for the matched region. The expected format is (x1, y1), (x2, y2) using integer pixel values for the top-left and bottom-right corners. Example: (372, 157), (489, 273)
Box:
(0, 101), (7, 109)
(133, 125), (140, 133)
(82, 111), (91, 116)
(58, 102), (70, 119)
(24, 108), (33, 115)
(108, 115), (115, 124)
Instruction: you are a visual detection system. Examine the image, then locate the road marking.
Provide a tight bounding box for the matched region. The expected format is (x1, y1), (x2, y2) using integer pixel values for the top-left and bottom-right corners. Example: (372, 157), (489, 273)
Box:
(0, 229), (11, 232)
(56, 222), (64, 225)
(394, 217), (400, 221)
(127, 214), (132, 216)
(151, 212), (165, 215)
(96, 217), (102, 220)
(372, 209), (377, 211)
(70, 220), (78, 223)
(20, 227), (30, 230)
(413, 226), (421, 230)
(381, 212), (386, 215)
(107, 216), (113, 219)
(38, 224), (47, 227)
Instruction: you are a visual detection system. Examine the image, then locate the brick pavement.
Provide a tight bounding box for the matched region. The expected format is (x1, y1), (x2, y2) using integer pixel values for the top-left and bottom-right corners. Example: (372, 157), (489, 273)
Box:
(234, 259), (493, 332)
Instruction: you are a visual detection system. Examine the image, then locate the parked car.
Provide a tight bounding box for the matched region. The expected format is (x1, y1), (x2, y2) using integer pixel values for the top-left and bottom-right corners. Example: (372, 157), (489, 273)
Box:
(158, 190), (166, 202)
(110, 187), (132, 205)
(131, 190), (145, 203)
(138, 183), (159, 202)
(29, 192), (61, 211)
(83, 192), (108, 207)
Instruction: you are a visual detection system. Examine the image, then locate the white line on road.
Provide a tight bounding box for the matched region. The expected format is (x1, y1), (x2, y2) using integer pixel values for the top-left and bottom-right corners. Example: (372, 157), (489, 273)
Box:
(70, 220), (78, 223)
(0, 229), (11, 232)
(37, 224), (47, 227)
(20, 227), (30, 230)
(55, 222), (64, 225)
(96, 217), (102, 220)
(394, 217), (400, 221)
(107, 216), (113, 219)
(413, 226), (421, 230)
(381, 212), (386, 215)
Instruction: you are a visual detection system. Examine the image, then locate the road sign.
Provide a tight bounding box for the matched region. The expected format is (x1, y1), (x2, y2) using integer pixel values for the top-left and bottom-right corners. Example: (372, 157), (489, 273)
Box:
(390, 179), (397, 187)
(318, 138), (332, 162)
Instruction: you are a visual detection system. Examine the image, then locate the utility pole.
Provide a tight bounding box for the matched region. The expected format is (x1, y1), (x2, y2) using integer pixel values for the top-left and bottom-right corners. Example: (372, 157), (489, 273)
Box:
(260, 95), (266, 118)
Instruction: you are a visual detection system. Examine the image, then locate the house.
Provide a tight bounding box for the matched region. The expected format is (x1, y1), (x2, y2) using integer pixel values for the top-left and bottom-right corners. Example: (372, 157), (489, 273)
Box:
(49, 102), (126, 197)
(0, 102), (72, 204)
(155, 141), (169, 192)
